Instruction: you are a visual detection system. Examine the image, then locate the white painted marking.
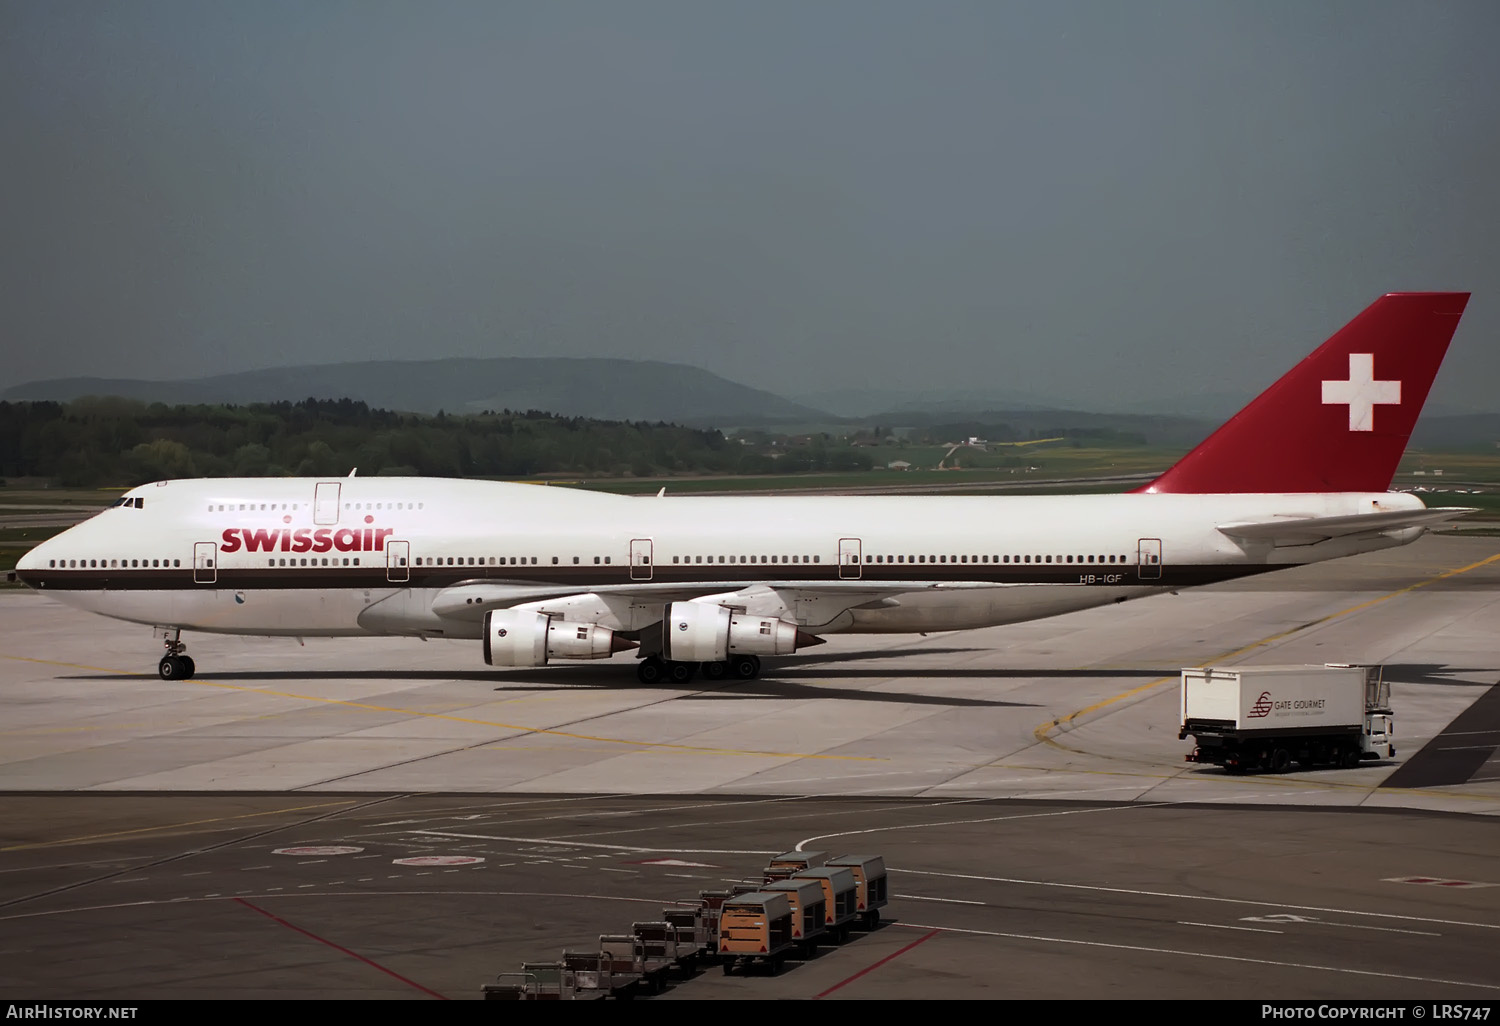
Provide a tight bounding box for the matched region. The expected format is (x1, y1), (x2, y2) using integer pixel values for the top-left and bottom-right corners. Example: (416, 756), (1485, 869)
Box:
(273, 846), (362, 856)
(1180, 921), (1283, 934)
(182, 871), (209, 877)
(413, 829), (777, 856)
(296, 860), (327, 865)
(1324, 921), (1440, 937)
(895, 922), (1499, 991)
(898, 868), (1500, 931)
(111, 878), (146, 885)
(1242, 913), (1439, 936)
(599, 867), (638, 874)
(240, 865), (271, 871)
(1322, 353), (1400, 431)
(898, 895), (983, 905)
(635, 858), (717, 868)
(297, 884), (315, 889)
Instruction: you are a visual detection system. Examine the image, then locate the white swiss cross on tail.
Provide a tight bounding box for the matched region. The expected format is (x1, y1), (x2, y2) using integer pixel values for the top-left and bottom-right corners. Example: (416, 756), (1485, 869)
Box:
(1321, 353), (1400, 432)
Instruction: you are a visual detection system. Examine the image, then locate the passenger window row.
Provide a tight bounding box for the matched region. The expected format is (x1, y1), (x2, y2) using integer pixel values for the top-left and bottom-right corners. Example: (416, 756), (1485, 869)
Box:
(49, 558), (179, 568)
(412, 555), (615, 566)
(671, 555), (822, 564)
(865, 553), (1132, 564)
(211, 504), (298, 512)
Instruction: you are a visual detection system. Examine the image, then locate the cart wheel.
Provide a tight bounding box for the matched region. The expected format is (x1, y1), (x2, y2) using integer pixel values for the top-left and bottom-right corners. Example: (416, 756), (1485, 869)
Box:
(722, 962), (733, 976)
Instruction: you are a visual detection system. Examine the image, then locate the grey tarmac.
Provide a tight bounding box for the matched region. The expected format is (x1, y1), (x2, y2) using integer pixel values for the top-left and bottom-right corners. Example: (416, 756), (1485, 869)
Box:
(1, 534), (1498, 999)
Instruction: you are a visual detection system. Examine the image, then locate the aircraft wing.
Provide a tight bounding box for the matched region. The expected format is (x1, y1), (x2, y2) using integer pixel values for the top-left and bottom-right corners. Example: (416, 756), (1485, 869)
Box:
(429, 577), (1055, 624)
(1216, 506), (1476, 546)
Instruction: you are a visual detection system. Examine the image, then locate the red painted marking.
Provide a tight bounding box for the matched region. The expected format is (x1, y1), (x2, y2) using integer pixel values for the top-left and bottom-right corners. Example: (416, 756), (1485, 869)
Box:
(813, 929), (941, 999)
(233, 898), (446, 999)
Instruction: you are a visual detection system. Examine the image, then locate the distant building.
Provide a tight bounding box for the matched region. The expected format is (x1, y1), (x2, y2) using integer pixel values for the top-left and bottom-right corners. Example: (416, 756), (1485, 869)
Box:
(887, 460), (912, 471)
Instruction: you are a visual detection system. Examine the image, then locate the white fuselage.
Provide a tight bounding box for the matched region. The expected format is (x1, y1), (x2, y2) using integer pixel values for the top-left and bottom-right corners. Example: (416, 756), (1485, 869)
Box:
(16, 477), (1426, 644)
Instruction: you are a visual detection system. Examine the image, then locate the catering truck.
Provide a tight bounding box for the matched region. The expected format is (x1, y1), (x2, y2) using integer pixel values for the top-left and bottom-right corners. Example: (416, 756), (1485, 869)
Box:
(1179, 664), (1394, 773)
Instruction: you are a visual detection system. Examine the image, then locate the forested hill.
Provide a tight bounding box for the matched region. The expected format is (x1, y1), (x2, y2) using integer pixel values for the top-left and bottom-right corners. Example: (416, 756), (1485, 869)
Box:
(1, 357), (825, 427)
(0, 397), (871, 487)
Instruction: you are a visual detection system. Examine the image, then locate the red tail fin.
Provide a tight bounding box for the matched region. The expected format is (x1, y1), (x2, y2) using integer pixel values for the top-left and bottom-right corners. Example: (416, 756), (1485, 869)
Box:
(1136, 292), (1470, 494)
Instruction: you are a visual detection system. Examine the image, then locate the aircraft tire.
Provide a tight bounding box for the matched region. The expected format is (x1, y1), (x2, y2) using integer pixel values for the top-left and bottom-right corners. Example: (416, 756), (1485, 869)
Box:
(637, 657), (665, 685)
(666, 660), (696, 684)
(729, 654), (760, 680)
(159, 656), (182, 680)
(181, 656), (196, 679)
(701, 660), (728, 680)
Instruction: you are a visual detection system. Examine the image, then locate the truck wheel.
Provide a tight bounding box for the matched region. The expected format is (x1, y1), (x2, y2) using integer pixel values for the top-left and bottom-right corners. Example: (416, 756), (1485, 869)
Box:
(1340, 748), (1362, 769)
(1269, 748), (1292, 774)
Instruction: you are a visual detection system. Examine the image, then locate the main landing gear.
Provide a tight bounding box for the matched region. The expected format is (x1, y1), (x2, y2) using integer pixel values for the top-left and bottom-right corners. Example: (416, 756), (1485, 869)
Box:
(636, 654), (761, 684)
(158, 630), (196, 680)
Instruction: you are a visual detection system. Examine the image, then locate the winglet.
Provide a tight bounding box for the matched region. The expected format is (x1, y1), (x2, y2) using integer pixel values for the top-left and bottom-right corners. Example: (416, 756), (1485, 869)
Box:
(1137, 293), (1469, 494)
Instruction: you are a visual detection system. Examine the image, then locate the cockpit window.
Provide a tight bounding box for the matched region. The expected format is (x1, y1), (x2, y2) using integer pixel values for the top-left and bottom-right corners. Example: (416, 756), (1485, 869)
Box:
(110, 497), (144, 509)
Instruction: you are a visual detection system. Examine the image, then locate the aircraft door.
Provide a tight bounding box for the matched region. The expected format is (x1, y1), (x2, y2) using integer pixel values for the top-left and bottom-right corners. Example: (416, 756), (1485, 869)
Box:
(838, 537), (863, 579)
(386, 540), (410, 583)
(1137, 538), (1162, 580)
(314, 482), (341, 525)
(630, 538), (653, 581)
(193, 542), (217, 585)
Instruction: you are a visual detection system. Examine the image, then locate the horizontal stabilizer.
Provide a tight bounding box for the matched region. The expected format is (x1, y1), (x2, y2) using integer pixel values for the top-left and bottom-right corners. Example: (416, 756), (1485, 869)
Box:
(1217, 507), (1476, 545)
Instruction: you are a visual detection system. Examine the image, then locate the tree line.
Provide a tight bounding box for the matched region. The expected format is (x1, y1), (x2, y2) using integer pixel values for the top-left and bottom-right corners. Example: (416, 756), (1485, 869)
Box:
(0, 397), (873, 487)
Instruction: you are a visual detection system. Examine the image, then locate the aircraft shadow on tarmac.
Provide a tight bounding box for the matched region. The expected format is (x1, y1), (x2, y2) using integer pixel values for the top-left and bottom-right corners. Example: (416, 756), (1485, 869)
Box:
(1380, 663), (1500, 688)
(63, 668), (1036, 708)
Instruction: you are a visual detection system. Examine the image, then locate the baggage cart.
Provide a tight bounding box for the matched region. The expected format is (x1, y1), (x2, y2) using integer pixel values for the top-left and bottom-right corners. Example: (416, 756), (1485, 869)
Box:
(718, 891), (797, 975)
(791, 866), (859, 943)
(827, 854), (889, 928)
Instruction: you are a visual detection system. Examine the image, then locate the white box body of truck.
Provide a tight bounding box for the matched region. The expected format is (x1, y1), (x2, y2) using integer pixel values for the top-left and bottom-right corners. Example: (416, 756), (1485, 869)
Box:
(1179, 664), (1394, 772)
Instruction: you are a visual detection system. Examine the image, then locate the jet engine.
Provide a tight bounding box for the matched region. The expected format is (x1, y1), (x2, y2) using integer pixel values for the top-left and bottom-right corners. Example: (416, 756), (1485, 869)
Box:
(661, 601), (805, 663)
(483, 608), (633, 667)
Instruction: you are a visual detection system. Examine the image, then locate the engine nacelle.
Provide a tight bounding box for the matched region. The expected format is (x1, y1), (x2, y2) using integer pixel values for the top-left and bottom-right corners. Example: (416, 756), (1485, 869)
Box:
(483, 608), (624, 666)
(661, 601), (802, 662)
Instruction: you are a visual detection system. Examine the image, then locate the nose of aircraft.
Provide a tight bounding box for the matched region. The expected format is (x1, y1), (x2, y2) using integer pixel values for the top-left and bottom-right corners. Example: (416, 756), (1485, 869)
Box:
(14, 530), (63, 584)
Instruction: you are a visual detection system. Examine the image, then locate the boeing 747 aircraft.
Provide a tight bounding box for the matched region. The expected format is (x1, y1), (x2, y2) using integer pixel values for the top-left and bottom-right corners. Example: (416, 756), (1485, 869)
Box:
(13, 292), (1473, 683)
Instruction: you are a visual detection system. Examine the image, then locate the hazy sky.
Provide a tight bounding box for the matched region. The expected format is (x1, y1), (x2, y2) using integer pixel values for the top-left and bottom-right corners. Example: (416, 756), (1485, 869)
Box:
(4, 1), (1498, 412)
